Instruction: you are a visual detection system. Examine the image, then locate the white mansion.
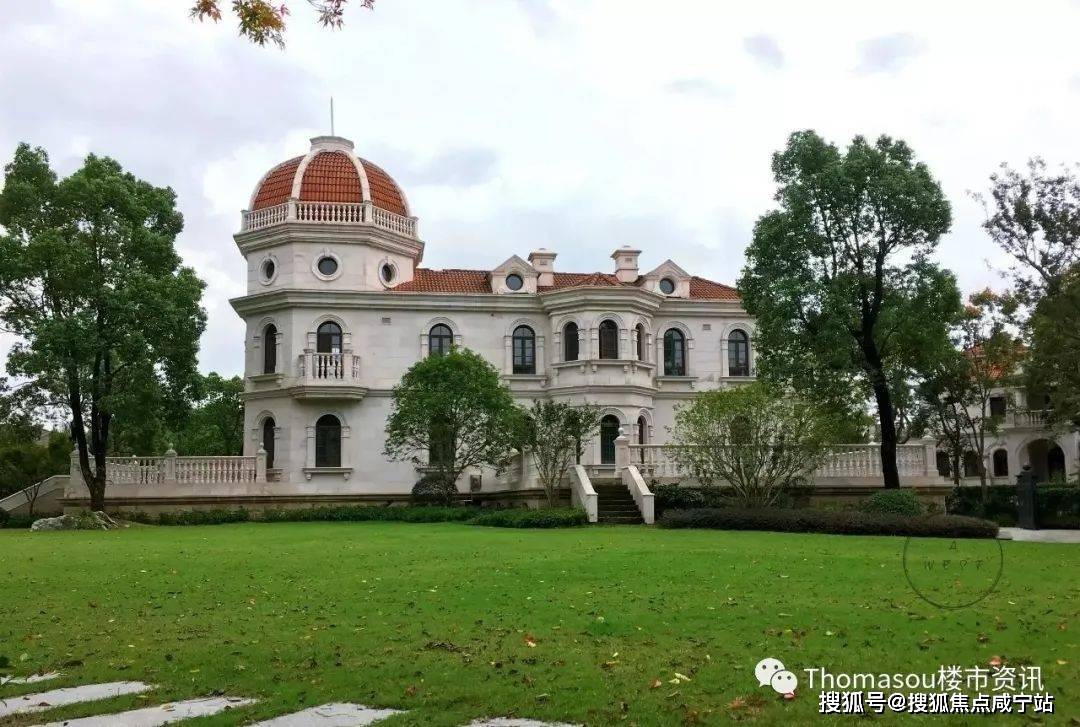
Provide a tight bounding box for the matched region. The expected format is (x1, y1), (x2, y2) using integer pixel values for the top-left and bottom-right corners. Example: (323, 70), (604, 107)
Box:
(38, 135), (1071, 519)
(233, 135), (757, 499)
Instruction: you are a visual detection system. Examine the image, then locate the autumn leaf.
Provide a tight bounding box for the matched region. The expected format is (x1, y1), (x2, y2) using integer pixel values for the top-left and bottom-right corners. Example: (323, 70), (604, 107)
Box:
(649, 678), (662, 689)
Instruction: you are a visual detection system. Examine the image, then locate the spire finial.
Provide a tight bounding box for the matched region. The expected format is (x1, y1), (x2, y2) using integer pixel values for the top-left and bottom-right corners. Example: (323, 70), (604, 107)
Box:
(330, 96), (335, 136)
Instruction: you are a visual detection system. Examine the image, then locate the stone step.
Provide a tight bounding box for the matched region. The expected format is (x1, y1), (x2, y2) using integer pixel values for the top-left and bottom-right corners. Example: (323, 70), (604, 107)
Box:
(37, 696), (256, 726)
(599, 516), (644, 524)
(0, 682), (153, 719)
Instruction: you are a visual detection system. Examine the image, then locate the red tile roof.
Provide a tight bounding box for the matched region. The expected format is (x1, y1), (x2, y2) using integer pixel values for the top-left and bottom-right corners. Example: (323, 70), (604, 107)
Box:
(300, 151), (362, 204)
(391, 269), (492, 294)
(689, 276), (740, 301)
(251, 156), (302, 210)
(390, 268), (740, 300)
(359, 158), (409, 216)
(250, 152), (409, 216)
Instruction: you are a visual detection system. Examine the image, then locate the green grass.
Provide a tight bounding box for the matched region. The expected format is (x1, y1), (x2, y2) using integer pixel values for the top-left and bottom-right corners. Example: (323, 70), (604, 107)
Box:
(0, 523), (1077, 725)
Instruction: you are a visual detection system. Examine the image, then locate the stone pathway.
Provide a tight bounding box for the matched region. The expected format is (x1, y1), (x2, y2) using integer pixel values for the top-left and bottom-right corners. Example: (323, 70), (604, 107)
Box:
(3, 675), (579, 726)
(998, 527), (1080, 543)
(251, 703), (403, 726)
(0, 681), (151, 718)
(36, 697), (255, 726)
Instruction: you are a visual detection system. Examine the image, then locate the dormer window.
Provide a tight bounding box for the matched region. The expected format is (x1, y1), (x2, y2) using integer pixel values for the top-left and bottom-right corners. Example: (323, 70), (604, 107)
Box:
(506, 273), (524, 291)
(659, 278), (676, 295)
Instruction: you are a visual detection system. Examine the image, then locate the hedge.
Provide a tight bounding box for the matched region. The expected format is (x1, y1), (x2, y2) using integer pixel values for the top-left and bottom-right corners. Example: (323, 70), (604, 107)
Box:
(652, 482), (813, 515)
(0, 512), (42, 529)
(858, 489), (923, 517)
(947, 485), (1080, 528)
(261, 505), (478, 523)
(658, 507), (999, 538)
(469, 508), (588, 528)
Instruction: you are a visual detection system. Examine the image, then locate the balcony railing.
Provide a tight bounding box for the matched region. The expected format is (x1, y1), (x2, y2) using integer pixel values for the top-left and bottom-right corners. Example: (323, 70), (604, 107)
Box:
(240, 199), (417, 238)
(297, 352), (361, 382)
(630, 442), (936, 481)
(1005, 410), (1048, 428)
(104, 455), (258, 485)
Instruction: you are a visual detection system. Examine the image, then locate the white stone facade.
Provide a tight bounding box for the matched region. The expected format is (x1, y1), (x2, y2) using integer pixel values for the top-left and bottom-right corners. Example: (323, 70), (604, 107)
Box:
(230, 136), (758, 497)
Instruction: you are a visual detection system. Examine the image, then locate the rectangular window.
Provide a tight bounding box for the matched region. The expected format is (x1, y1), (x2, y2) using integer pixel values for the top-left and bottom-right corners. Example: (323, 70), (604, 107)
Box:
(989, 396), (1006, 418)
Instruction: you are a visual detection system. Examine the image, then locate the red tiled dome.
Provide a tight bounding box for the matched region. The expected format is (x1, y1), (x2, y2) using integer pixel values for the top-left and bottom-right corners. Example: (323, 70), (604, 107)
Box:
(249, 137), (410, 217)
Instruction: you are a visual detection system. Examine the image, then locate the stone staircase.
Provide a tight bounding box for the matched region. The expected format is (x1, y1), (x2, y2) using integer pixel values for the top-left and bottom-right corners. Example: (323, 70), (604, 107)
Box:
(592, 480), (644, 524)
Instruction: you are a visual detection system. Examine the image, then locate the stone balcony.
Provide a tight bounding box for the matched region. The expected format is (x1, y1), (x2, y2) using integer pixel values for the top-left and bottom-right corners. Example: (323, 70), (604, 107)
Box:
(1004, 409), (1050, 429)
(292, 352), (367, 400)
(239, 199), (418, 238)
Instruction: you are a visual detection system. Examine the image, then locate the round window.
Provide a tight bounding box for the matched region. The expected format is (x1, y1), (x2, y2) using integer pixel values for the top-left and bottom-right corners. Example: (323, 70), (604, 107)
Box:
(506, 273), (524, 291)
(261, 259), (276, 281)
(317, 256), (339, 276)
(380, 262), (396, 284)
(659, 277), (676, 295)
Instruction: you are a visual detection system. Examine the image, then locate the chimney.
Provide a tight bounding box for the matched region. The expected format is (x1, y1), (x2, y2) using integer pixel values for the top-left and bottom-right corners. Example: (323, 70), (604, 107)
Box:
(528, 248), (557, 287)
(612, 246), (641, 283)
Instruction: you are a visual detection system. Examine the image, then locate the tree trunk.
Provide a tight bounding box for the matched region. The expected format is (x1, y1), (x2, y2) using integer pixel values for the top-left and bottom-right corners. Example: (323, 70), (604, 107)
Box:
(869, 373), (901, 489)
(88, 477), (106, 511)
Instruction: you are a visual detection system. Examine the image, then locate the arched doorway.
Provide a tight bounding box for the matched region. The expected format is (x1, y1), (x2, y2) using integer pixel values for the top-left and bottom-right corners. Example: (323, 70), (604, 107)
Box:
(600, 415), (620, 465)
(1023, 438), (1066, 483)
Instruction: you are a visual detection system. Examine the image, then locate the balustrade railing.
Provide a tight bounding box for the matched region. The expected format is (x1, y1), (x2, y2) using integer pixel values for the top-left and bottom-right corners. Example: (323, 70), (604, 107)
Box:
(174, 456), (257, 484)
(1006, 410), (1048, 428)
(103, 455), (257, 485)
(628, 442), (934, 481)
(240, 199), (417, 237)
(298, 352), (361, 382)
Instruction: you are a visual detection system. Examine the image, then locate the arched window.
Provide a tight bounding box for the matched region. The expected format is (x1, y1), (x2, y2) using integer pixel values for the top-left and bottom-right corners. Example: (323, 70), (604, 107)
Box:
(599, 320), (619, 359)
(428, 324), (453, 357)
(316, 321), (342, 354)
(728, 329), (749, 377)
(935, 450), (951, 478)
(635, 323), (645, 361)
(314, 414), (341, 468)
(512, 325), (535, 374)
(992, 449), (1008, 478)
(637, 415), (647, 465)
(563, 322), (579, 362)
(600, 415), (620, 465)
(962, 451), (980, 478)
(262, 417), (276, 469)
(664, 328), (686, 376)
(262, 324), (278, 374)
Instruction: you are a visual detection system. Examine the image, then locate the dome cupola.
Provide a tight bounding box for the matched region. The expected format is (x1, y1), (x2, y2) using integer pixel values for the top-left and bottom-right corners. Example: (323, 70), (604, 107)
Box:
(241, 135), (415, 237)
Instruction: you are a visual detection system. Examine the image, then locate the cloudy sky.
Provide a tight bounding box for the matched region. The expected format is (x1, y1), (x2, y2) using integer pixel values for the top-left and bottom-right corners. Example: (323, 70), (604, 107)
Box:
(3, 0), (1080, 376)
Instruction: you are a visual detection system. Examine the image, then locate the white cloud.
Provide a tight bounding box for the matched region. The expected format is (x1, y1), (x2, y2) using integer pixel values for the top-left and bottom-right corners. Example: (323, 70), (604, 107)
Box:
(4, 0), (1080, 378)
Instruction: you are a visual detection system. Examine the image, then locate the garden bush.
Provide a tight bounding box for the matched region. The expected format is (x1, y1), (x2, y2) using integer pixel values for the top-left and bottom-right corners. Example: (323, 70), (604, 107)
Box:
(469, 507), (587, 528)
(156, 509), (251, 526)
(947, 485), (1080, 528)
(261, 505), (477, 523)
(0, 512), (40, 529)
(658, 507), (998, 538)
(653, 480), (814, 515)
(410, 473), (459, 506)
(859, 489), (923, 517)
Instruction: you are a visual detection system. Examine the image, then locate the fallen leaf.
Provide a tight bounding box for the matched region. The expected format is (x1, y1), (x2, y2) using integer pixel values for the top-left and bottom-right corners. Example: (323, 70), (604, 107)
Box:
(649, 678), (662, 689)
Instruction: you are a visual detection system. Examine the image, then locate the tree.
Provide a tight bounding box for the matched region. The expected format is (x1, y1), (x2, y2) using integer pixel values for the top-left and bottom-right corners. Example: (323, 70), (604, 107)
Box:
(978, 159), (1080, 426)
(384, 348), (519, 491)
(173, 373), (245, 456)
(667, 383), (837, 508)
(738, 130), (961, 488)
(190, 0), (374, 48)
(0, 144), (206, 510)
(524, 400), (600, 507)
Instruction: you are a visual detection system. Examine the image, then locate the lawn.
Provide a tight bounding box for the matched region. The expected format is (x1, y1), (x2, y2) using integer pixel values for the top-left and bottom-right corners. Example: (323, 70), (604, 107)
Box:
(0, 523), (1077, 726)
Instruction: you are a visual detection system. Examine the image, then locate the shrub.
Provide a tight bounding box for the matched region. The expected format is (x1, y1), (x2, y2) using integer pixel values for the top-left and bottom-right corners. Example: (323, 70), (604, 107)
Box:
(0, 512), (39, 529)
(470, 507), (588, 528)
(653, 484), (731, 514)
(156, 509), (251, 526)
(859, 489), (923, 517)
(410, 473), (459, 506)
(260, 505), (477, 523)
(948, 485), (1080, 528)
(658, 507), (998, 538)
